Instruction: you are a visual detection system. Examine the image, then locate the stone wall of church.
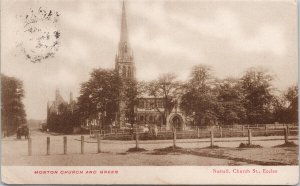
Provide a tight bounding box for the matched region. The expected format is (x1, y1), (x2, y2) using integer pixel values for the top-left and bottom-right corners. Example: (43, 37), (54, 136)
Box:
(135, 98), (164, 126)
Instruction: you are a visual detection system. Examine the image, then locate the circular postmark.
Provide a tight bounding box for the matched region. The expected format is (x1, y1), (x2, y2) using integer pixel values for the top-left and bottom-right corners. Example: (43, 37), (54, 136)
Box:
(16, 7), (61, 63)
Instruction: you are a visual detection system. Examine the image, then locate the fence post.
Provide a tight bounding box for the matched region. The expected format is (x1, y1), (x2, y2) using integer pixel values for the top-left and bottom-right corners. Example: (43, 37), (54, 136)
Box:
(46, 137), (50, 155)
(81, 136), (84, 154)
(135, 132), (139, 149)
(63, 136), (67, 155)
(247, 129), (252, 145)
(220, 127), (223, 138)
(197, 127), (200, 138)
(210, 130), (214, 147)
(97, 134), (101, 153)
(242, 126), (245, 137)
(173, 128), (177, 148)
(28, 138), (32, 156)
(284, 128), (289, 143)
(287, 125), (290, 135)
(265, 125), (268, 136)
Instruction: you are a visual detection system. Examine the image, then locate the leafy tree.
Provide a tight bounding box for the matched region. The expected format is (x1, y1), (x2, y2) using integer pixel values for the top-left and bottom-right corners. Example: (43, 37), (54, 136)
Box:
(180, 65), (218, 126)
(122, 78), (138, 125)
(273, 85), (298, 123)
(77, 68), (121, 128)
(272, 95), (288, 123)
(1, 74), (26, 136)
(240, 68), (274, 124)
(215, 78), (246, 125)
(284, 85), (298, 123)
(47, 102), (81, 134)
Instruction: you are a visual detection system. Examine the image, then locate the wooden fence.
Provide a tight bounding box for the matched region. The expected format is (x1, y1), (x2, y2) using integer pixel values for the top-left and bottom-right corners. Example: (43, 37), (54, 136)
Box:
(26, 126), (297, 156)
(96, 124), (298, 140)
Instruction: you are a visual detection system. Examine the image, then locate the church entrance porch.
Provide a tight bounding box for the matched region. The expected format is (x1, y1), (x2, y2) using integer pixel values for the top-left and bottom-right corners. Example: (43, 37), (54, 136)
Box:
(166, 113), (185, 130)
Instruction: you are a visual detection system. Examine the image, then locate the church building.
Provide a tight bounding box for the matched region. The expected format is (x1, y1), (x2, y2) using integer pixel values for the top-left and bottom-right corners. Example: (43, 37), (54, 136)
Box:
(47, 89), (76, 117)
(115, 1), (187, 130)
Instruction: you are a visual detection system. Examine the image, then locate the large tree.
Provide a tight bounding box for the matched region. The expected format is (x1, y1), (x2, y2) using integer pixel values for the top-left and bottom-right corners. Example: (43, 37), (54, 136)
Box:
(77, 68), (121, 128)
(240, 68), (274, 124)
(215, 78), (246, 125)
(47, 102), (80, 133)
(273, 85), (298, 123)
(1, 74), (27, 136)
(121, 78), (138, 125)
(180, 65), (218, 126)
(284, 85), (298, 123)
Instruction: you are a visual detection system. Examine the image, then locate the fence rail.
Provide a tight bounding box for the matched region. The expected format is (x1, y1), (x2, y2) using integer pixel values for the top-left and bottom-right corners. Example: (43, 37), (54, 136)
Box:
(94, 124), (298, 140)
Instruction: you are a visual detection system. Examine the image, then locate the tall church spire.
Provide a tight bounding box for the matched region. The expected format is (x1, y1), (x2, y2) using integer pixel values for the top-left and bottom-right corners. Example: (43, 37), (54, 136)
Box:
(117, 0), (133, 61)
(120, 0), (128, 44)
(115, 1), (136, 128)
(115, 0), (135, 79)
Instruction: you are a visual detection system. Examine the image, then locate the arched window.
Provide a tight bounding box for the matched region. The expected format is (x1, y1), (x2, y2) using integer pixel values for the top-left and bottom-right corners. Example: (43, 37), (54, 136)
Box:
(158, 101), (163, 108)
(149, 115), (153, 122)
(146, 100), (149, 109)
(124, 43), (127, 53)
(122, 66), (126, 77)
(140, 115), (144, 122)
(128, 67), (131, 78)
(138, 100), (144, 108)
(158, 115), (163, 124)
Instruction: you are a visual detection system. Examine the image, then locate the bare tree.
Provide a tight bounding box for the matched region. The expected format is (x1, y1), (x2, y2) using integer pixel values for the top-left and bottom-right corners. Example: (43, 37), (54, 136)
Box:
(143, 73), (182, 125)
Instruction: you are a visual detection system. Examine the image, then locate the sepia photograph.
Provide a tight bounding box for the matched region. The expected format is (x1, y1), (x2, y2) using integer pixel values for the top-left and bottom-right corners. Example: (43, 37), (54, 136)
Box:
(1, 0), (298, 184)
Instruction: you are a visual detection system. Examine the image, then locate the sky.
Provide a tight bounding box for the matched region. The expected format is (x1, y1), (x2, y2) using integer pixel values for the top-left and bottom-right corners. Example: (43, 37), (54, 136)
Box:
(1, 0), (298, 120)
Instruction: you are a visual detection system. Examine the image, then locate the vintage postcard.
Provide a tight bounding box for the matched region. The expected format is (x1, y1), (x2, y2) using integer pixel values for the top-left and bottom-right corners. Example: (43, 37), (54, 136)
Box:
(1, 0), (298, 185)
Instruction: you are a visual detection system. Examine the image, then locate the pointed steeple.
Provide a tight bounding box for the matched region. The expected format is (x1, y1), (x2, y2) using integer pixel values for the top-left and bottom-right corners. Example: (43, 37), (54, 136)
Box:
(120, 0), (128, 44)
(117, 0), (133, 61)
(114, 1), (136, 129)
(115, 0), (135, 78)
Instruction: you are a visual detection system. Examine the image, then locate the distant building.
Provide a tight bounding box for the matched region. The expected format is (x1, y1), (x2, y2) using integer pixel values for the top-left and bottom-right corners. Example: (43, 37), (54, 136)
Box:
(47, 89), (76, 119)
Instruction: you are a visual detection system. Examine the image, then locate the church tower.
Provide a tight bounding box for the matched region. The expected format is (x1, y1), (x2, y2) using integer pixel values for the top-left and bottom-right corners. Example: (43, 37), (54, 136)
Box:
(115, 1), (135, 78)
(115, 1), (136, 127)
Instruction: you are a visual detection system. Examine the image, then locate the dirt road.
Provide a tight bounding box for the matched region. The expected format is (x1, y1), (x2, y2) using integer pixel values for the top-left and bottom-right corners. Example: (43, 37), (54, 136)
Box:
(2, 128), (298, 166)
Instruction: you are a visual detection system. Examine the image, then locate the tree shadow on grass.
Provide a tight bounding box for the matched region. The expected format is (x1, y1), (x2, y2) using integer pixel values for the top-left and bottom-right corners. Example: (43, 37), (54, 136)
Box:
(201, 145), (220, 149)
(273, 141), (298, 148)
(127, 147), (147, 153)
(148, 146), (183, 155)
